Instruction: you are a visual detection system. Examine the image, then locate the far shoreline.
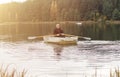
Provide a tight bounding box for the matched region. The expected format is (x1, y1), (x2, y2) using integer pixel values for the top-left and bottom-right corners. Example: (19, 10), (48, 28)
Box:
(0, 20), (120, 25)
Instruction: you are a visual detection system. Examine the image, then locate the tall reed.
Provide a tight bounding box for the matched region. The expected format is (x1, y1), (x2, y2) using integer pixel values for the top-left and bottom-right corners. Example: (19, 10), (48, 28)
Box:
(0, 65), (27, 77)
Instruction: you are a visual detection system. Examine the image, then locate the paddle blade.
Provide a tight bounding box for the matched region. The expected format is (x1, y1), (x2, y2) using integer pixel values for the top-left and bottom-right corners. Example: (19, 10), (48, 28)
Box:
(83, 37), (91, 40)
(28, 37), (37, 40)
(78, 36), (91, 40)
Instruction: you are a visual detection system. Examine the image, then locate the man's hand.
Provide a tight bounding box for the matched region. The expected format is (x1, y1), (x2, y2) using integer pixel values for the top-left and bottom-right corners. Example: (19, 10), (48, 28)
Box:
(56, 34), (60, 36)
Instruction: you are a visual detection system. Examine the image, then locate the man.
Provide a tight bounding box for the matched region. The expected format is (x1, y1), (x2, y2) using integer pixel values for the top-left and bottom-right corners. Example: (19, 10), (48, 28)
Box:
(54, 24), (64, 37)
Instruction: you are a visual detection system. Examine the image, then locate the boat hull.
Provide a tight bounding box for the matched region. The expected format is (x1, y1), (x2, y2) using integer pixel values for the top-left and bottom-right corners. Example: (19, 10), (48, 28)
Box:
(43, 36), (78, 45)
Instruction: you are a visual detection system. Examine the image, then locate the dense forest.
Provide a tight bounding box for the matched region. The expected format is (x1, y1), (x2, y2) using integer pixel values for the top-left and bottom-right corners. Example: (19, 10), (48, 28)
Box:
(0, 0), (120, 22)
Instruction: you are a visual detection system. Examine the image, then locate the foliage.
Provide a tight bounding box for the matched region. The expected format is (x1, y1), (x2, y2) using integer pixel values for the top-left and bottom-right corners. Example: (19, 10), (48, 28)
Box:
(112, 9), (120, 20)
(0, 0), (120, 22)
(102, 0), (114, 19)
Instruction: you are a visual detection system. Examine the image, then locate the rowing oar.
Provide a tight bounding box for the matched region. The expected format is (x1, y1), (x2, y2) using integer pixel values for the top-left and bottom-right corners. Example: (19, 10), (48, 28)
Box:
(64, 34), (91, 40)
(28, 35), (55, 40)
(28, 34), (91, 40)
(28, 36), (43, 40)
(78, 36), (91, 40)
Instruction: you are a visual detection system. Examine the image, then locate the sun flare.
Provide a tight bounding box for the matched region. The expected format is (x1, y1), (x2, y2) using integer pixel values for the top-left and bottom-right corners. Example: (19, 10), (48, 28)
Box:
(0, 0), (26, 4)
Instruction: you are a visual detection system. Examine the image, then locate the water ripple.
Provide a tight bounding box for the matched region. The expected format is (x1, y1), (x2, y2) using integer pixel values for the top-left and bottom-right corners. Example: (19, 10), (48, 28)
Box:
(0, 41), (120, 77)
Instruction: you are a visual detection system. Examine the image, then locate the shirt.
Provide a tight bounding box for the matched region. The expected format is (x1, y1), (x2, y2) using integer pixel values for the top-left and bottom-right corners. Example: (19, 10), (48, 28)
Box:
(54, 28), (64, 34)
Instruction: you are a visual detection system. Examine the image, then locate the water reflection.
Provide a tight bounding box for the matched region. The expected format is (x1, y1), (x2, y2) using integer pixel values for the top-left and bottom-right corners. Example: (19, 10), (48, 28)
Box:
(0, 23), (120, 41)
(53, 45), (63, 56)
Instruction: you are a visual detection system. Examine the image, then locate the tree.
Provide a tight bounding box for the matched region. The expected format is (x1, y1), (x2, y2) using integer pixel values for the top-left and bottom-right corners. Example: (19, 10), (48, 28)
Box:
(112, 9), (120, 20)
(102, 0), (114, 19)
(50, 0), (58, 21)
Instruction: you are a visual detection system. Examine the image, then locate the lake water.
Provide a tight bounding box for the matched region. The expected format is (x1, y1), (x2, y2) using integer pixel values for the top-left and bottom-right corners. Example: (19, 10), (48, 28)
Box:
(0, 22), (120, 77)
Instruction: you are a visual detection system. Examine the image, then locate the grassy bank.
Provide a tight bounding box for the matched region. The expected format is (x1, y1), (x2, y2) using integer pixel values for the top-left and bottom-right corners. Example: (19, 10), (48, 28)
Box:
(107, 21), (120, 24)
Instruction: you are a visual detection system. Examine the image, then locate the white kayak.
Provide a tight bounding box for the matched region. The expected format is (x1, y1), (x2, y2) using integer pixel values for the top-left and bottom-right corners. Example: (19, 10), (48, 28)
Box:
(43, 35), (78, 45)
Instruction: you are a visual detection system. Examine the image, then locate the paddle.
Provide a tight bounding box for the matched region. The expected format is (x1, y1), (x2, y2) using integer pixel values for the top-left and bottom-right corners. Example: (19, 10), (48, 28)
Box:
(28, 35), (55, 40)
(28, 36), (43, 40)
(64, 34), (91, 40)
(28, 34), (91, 40)
(78, 36), (91, 40)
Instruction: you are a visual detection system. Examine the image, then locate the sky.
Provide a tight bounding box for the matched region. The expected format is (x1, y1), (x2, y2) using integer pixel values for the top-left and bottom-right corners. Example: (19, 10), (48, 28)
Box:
(0, 0), (26, 4)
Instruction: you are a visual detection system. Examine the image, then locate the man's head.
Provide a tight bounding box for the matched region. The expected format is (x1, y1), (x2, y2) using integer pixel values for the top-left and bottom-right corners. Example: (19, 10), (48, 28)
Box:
(56, 24), (60, 29)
